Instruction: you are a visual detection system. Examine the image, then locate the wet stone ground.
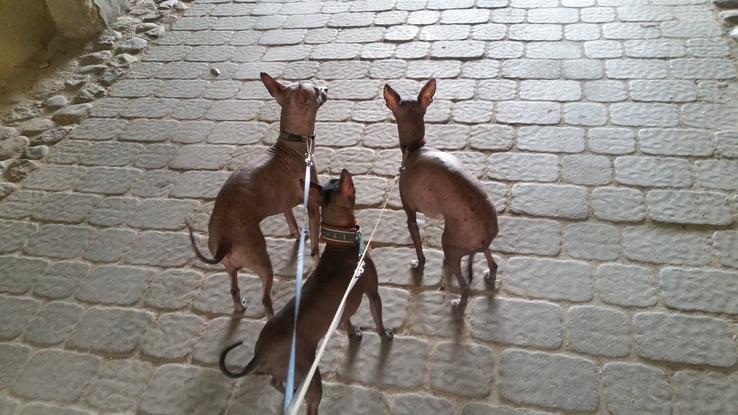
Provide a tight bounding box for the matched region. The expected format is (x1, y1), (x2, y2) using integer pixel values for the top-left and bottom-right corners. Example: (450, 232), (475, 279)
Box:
(1, 0), (738, 414)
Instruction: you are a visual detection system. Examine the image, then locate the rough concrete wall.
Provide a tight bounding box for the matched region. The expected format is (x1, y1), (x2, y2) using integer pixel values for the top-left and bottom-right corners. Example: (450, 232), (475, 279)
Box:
(95, 0), (132, 26)
(44, 0), (105, 39)
(44, 0), (130, 39)
(0, 0), (57, 76)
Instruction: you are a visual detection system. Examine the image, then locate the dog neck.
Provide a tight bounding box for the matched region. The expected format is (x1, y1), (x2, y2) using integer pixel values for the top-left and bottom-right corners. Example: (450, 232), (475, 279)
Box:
(401, 139), (425, 155)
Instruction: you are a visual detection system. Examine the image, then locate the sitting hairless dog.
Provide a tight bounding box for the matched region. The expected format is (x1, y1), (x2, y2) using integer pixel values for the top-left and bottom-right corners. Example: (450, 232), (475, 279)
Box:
(219, 170), (393, 415)
(383, 79), (499, 310)
(189, 72), (327, 316)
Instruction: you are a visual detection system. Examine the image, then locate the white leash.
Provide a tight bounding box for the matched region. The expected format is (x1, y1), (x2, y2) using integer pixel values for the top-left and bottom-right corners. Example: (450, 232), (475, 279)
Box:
(283, 138), (315, 412)
(286, 174), (400, 415)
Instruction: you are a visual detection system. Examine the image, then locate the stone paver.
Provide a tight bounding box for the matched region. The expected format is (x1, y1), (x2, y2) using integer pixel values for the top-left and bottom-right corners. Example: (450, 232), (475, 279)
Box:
(1, 0), (737, 413)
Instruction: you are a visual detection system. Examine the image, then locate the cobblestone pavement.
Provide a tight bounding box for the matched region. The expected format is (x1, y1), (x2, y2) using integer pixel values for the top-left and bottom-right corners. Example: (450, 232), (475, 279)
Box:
(2, 0), (738, 414)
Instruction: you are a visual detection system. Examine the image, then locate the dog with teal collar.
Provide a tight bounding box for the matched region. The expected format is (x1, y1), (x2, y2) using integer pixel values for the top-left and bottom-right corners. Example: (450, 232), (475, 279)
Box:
(219, 170), (392, 415)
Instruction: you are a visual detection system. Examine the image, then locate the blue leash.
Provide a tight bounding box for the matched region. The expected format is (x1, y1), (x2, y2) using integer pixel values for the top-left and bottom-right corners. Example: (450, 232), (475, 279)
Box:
(283, 155), (313, 412)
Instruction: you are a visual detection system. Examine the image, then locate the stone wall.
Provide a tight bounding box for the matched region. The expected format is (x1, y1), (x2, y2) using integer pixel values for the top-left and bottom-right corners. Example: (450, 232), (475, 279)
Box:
(0, 0), (131, 79)
(0, 1), (57, 77)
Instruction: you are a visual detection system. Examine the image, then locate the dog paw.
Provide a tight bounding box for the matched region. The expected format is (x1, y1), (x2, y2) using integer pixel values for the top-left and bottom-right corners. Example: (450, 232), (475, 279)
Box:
(410, 259), (425, 272)
(383, 329), (394, 340)
(348, 325), (363, 341)
(451, 297), (467, 312)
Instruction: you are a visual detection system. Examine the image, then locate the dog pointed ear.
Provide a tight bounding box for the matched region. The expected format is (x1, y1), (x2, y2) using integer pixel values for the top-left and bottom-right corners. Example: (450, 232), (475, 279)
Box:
(300, 179), (323, 192)
(339, 169), (355, 198)
(418, 79), (436, 109)
(261, 72), (284, 98)
(301, 179), (324, 206)
(383, 84), (401, 112)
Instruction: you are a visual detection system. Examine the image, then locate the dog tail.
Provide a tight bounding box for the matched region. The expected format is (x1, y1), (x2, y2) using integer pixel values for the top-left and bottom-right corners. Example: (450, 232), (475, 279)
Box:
(220, 341), (257, 378)
(188, 225), (228, 265)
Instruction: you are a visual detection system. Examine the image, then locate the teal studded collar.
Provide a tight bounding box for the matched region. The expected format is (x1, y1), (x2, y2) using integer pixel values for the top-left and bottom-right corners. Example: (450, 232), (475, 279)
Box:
(278, 130), (315, 143)
(321, 223), (364, 256)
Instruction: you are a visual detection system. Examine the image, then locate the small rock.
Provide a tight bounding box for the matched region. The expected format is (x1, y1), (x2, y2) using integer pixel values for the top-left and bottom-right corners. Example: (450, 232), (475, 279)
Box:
(130, 1), (158, 15)
(18, 118), (54, 136)
(714, 0), (738, 8)
(5, 104), (39, 123)
(0, 126), (19, 140)
(0, 181), (17, 200)
(52, 103), (92, 125)
(96, 30), (123, 50)
(158, 0), (177, 9)
(46, 95), (68, 109)
(31, 127), (69, 146)
(145, 26), (165, 38)
(65, 77), (88, 89)
(136, 23), (159, 33)
(174, 1), (188, 11)
(79, 51), (113, 65)
(113, 16), (144, 32)
(731, 26), (738, 42)
(143, 12), (164, 22)
(210, 67), (221, 76)
(23, 145), (49, 160)
(0, 160), (5, 175)
(116, 53), (138, 65)
(116, 37), (148, 54)
(158, 14), (179, 25)
(5, 159), (37, 182)
(39, 62), (50, 69)
(79, 64), (108, 75)
(100, 67), (125, 86)
(0, 136), (30, 161)
(75, 84), (106, 103)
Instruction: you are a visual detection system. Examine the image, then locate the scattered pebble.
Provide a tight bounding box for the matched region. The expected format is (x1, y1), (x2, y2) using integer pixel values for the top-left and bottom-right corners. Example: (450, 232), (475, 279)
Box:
(52, 103), (92, 125)
(18, 118), (54, 136)
(79, 64), (108, 75)
(65, 77), (88, 89)
(115, 36), (148, 54)
(5, 104), (39, 123)
(31, 128), (69, 146)
(23, 145), (49, 160)
(0, 126), (19, 140)
(0, 136), (30, 161)
(79, 51), (113, 65)
(116, 53), (138, 65)
(100, 67), (125, 86)
(75, 84), (106, 103)
(211, 67), (221, 76)
(136, 23), (159, 33)
(145, 26), (166, 38)
(5, 159), (37, 182)
(46, 95), (69, 109)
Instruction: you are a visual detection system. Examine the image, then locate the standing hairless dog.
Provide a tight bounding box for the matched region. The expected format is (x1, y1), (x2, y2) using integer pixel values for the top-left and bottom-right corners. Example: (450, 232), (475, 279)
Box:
(219, 170), (393, 415)
(189, 72), (327, 316)
(383, 79), (499, 310)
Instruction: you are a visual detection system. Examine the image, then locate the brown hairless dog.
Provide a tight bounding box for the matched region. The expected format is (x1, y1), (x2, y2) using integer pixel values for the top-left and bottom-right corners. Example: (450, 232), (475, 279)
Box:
(219, 170), (393, 415)
(383, 79), (499, 310)
(189, 72), (327, 316)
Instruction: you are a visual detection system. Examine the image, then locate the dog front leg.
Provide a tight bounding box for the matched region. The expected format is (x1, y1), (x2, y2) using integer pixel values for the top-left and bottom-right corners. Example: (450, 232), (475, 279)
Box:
(404, 208), (425, 272)
(284, 209), (300, 239)
(343, 319), (363, 341)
